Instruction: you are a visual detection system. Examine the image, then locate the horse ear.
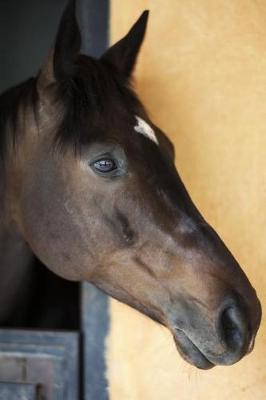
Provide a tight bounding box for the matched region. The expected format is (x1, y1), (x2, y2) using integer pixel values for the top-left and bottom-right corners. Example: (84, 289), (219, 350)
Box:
(101, 10), (149, 78)
(38, 0), (81, 89)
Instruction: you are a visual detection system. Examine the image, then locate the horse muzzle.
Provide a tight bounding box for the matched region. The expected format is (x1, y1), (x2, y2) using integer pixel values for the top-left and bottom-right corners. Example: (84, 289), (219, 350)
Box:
(170, 293), (262, 370)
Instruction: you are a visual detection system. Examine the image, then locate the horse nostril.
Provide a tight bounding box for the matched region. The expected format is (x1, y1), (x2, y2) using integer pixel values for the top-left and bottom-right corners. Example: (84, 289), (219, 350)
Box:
(219, 304), (249, 352)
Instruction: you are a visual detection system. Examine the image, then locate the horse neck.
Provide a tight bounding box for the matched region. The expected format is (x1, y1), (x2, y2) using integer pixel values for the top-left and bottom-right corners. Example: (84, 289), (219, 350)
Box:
(0, 150), (19, 235)
(0, 137), (34, 325)
(0, 77), (37, 237)
(0, 111), (34, 249)
(0, 160), (10, 235)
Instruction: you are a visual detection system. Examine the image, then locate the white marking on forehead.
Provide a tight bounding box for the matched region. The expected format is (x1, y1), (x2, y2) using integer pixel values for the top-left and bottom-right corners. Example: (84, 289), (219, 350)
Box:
(134, 116), (159, 145)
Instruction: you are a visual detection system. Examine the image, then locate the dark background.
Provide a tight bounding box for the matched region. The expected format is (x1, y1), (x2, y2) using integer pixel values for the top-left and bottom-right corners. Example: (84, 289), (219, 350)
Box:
(0, 0), (65, 92)
(0, 0), (109, 93)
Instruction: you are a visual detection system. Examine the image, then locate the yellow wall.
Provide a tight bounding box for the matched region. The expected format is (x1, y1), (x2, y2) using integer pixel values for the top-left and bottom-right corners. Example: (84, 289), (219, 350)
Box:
(107, 1), (266, 399)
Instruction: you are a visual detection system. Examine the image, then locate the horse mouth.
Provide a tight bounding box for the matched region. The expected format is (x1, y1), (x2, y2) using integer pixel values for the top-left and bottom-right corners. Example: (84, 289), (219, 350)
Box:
(173, 328), (215, 370)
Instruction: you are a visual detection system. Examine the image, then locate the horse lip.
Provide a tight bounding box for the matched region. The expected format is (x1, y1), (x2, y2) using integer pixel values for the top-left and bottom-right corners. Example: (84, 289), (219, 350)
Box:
(173, 328), (215, 370)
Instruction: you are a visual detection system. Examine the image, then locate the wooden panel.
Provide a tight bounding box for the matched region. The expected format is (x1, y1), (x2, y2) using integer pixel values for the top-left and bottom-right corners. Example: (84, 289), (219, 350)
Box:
(79, 1), (110, 398)
(82, 284), (110, 400)
(0, 382), (39, 400)
(0, 330), (79, 400)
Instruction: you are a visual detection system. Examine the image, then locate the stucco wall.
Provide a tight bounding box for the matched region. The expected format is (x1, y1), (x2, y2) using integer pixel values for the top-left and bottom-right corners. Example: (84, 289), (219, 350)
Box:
(106, 1), (266, 399)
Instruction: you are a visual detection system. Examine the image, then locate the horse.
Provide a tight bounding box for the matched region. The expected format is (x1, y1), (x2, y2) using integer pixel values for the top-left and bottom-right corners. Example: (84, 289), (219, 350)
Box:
(0, 0), (261, 370)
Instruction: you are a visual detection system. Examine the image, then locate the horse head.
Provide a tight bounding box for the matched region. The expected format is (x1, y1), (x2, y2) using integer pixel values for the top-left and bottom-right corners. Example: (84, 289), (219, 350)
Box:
(6, 1), (261, 369)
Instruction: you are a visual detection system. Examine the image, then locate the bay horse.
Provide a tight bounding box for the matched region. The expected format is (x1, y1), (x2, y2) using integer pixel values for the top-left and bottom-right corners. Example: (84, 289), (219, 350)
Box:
(0, 1), (261, 369)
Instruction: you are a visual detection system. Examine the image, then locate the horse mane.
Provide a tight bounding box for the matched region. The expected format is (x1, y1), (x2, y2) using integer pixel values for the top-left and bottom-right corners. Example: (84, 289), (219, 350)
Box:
(54, 55), (144, 152)
(0, 55), (144, 162)
(0, 78), (38, 163)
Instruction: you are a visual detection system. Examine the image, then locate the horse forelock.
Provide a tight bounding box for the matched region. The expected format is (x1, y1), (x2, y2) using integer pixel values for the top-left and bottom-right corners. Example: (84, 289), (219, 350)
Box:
(0, 55), (147, 162)
(53, 55), (145, 152)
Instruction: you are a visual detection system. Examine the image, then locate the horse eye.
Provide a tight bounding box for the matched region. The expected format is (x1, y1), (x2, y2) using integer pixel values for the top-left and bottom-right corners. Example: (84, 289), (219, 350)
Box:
(93, 158), (117, 173)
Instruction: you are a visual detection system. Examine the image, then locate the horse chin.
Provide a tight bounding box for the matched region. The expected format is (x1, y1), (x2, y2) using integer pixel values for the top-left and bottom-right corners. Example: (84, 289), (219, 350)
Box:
(173, 329), (215, 370)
